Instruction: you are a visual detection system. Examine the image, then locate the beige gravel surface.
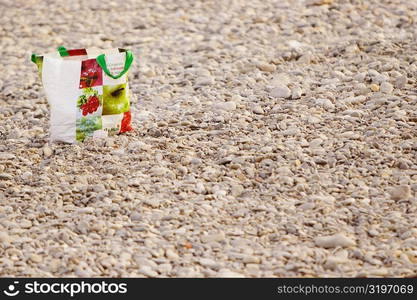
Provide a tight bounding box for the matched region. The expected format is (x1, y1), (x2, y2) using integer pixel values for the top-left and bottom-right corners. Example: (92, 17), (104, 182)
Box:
(0, 0), (417, 277)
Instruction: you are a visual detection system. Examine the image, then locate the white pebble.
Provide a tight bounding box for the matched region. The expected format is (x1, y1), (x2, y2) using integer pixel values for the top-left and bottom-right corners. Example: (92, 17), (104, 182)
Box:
(217, 269), (245, 278)
(0, 232), (11, 243)
(315, 233), (356, 248)
(21, 171), (33, 180)
(389, 185), (411, 201)
(201, 232), (225, 243)
(195, 76), (215, 86)
(395, 76), (407, 89)
(270, 85), (291, 99)
(380, 82), (394, 94)
(29, 254), (43, 263)
(251, 104), (264, 115)
(291, 87), (302, 99)
(138, 266), (158, 277)
(257, 62), (276, 72)
(166, 249), (180, 260)
(314, 98), (334, 110)
(43, 146), (53, 157)
(214, 101), (236, 111)
(0, 152), (15, 160)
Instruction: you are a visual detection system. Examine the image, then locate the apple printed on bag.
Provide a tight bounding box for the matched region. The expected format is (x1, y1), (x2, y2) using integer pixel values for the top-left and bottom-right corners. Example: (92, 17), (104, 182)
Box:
(79, 58), (103, 89)
(102, 83), (130, 115)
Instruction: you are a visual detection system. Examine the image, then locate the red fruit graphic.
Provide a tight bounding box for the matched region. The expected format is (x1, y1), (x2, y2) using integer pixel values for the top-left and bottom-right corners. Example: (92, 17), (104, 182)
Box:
(79, 59), (103, 88)
(120, 111), (132, 133)
(80, 95), (100, 116)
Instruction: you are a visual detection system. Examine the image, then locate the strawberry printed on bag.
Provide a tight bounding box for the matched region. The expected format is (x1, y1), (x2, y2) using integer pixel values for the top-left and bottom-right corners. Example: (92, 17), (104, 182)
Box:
(77, 88), (103, 116)
(79, 58), (103, 88)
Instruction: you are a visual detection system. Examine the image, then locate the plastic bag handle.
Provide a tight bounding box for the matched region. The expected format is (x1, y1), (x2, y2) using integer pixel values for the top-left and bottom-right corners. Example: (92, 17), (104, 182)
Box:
(96, 50), (134, 79)
(57, 46), (70, 57)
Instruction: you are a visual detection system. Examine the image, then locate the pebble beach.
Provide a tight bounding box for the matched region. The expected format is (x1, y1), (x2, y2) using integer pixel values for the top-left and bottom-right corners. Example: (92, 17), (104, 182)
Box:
(0, 0), (417, 277)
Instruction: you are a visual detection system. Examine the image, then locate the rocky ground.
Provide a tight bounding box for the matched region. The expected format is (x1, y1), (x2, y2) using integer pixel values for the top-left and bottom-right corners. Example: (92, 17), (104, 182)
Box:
(0, 0), (417, 277)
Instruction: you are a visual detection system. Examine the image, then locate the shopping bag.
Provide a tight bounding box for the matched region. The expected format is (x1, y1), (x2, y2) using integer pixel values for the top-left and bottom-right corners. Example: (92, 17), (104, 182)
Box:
(31, 46), (134, 143)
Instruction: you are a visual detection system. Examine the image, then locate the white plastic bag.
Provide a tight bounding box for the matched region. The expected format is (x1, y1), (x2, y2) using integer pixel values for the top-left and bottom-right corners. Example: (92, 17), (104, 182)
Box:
(31, 46), (134, 143)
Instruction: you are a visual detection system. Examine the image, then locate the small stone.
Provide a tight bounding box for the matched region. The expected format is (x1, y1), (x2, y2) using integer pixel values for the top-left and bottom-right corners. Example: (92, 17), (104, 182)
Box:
(231, 95), (242, 102)
(76, 207), (94, 214)
(242, 255), (261, 264)
(343, 110), (363, 118)
(75, 267), (92, 277)
(112, 148), (125, 156)
(134, 256), (158, 268)
(190, 158), (202, 165)
(130, 212), (142, 221)
(355, 83), (369, 95)
(306, 0), (333, 5)
(324, 250), (349, 270)
(396, 159), (409, 170)
(251, 104), (264, 115)
(21, 171), (32, 180)
(257, 62), (276, 72)
(370, 84), (379, 92)
(368, 268), (389, 277)
(0, 173), (13, 180)
(314, 233), (356, 248)
(291, 87), (302, 99)
(29, 254), (43, 263)
(149, 167), (174, 178)
(201, 232), (225, 243)
(389, 185), (411, 201)
(217, 269), (245, 278)
(138, 266), (158, 277)
(76, 221), (89, 234)
(298, 53), (312, 64)
(230, 184), (244, 197)
(214, 102), (236, 111)
(143, 199), (161, 208)
(92, 184), (105, 193)
(270, 85), (291, 99)
(166, 249), (180, 260)
(195, 76), (215, 86)
(353, 72), (366, 82)
(0, 153), (15, 160)
(343, 95), (367, 105)
(0, 232), (11, 243)
(380, 82), (393, 94)
(158, 264), (172, 274)
(282, 127), (300, 136)
(314, 98), (334, 110)
(198, 258), (218, 269)
(8, 129), (22, 139)
(43, 146), (53, 157)
(395, 76), (407, 89)
(194, 182), (206, 194)
(20, 219), (32, 229)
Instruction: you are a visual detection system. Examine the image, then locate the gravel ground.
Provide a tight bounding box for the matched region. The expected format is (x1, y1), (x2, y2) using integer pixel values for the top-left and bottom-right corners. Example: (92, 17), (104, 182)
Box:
(1, 0), (417, 277)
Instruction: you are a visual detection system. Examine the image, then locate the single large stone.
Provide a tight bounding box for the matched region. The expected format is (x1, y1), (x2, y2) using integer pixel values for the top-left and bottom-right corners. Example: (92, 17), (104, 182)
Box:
(315, 233), (356, 248)
(270, 85), (291, 99)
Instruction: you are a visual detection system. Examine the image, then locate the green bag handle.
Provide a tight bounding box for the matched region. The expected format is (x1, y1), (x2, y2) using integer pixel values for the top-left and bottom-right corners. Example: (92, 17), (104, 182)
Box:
(31, 46), (69, 63)
(32, 47), (134, 79)
(57, 46), (70, 57)
(31, 53), (37, 63)
(96, 50), (134, 79)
